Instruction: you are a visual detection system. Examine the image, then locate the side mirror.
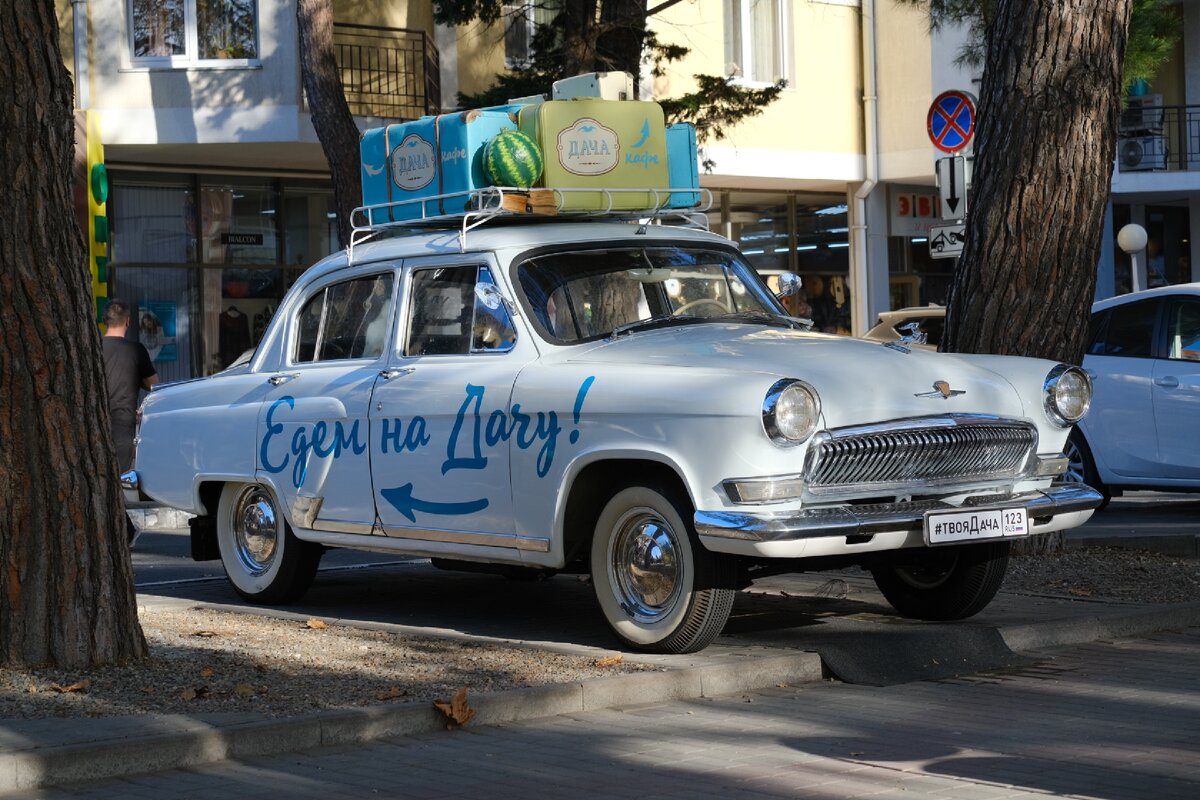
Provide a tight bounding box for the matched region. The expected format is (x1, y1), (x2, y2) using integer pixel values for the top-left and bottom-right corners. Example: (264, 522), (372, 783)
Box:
(775, 272), (802, 299)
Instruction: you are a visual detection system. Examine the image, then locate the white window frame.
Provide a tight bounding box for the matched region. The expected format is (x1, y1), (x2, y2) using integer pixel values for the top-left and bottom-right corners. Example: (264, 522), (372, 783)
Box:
(725, 0), (789, 87)
(127, 0), (260, 69)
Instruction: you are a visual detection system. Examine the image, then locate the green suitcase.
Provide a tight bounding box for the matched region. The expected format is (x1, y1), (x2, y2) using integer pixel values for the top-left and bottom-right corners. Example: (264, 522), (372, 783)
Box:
(519, 99), (670, 211)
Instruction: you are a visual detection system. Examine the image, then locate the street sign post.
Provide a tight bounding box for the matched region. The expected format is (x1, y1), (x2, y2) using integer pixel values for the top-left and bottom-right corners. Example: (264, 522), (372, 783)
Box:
(935, 156), (968, 220)
(927, 91), (976, 154)
(929, 224), (965, 259)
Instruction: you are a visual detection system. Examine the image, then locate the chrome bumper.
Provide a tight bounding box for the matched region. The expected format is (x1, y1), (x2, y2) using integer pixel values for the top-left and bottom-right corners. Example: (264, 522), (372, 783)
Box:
(695, 483), (1103, 544)
(120, 470), (149, 505)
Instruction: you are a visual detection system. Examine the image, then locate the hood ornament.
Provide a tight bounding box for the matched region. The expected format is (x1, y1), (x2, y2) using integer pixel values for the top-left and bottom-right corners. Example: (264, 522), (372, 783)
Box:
(915, 380), (965, 399)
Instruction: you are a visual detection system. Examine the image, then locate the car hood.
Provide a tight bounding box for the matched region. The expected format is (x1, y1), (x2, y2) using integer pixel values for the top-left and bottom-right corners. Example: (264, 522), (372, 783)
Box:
(566, 324), (1032, 428)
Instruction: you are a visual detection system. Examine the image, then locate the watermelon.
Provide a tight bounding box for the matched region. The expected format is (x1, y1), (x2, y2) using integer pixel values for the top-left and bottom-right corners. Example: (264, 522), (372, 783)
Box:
(484, 130), (544, 188)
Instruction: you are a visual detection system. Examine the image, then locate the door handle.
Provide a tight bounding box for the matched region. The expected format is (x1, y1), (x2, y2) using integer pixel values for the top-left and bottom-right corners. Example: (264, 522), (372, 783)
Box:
(1155, 375), (1180, 389)
(268, 373), (300, 386)
(380, 368), (415, 380)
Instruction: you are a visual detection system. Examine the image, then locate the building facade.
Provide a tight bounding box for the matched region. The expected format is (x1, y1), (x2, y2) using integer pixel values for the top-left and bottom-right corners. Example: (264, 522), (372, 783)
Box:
(59, 0), (1197, 382)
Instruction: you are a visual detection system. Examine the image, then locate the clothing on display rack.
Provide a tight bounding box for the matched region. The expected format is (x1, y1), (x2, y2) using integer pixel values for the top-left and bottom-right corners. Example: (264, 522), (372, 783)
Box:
(219, 306), (251, 368)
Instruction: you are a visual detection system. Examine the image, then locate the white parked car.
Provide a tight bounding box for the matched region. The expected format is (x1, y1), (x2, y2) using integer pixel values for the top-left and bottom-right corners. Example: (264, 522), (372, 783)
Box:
(1065, 283), (1200, 506)
(124, 220), (1101, 653)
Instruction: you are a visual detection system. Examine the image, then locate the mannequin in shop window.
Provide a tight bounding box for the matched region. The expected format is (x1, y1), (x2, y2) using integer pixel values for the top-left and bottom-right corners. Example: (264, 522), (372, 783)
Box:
(220, 305), (251, 368)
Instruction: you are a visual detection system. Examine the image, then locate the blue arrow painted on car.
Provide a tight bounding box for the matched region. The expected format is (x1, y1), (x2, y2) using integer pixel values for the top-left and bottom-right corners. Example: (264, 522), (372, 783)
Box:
(380, 484), (489, 523)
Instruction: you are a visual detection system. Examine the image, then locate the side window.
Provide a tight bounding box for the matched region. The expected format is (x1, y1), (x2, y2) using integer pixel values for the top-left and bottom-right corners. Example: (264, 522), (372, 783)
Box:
(1166, 298), (1200, 361)
(1094, 299), (1157, 357)
(294, 273), (394, 363)
(406, 265), (517, 356)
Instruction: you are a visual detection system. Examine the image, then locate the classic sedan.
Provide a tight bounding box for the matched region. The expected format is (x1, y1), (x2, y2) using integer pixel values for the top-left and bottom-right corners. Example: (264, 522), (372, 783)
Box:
(123, 221), (1101, 653)
(1065, 283), (1200, 507)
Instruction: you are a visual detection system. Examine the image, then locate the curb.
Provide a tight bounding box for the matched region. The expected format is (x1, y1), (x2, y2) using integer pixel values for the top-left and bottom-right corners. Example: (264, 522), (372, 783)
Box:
(0, 653), (823, 794)
(998, 600), (1200, 652)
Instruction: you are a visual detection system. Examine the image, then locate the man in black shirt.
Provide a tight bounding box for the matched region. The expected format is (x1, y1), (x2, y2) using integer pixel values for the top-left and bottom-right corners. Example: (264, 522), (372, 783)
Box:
(101, 300), (159, 544)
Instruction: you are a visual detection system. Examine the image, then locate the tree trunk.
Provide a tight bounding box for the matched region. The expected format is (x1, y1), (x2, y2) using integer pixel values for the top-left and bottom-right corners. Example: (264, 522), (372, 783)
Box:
(560, 0), (602, 78)
(598, 0), (647, 89)
(0, 1), (146, 668)
(943, 0), (1134, 364)
(297, 0), (363, 249)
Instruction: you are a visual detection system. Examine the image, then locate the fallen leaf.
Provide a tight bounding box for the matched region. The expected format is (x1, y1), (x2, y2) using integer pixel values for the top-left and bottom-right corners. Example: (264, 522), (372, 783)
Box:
(305, 618), (329, 630)
(180, 686), (210, 701)
(376, 686), (409, 701)
(1068, 588), (1093, 597)
(233, 684), (257, 698)
(26, 685), (37, 694)
(192, 630), (220, 638)
(49, 679), (90, 694)
(433, 687), (476, 727)
(199, 666), (215, 678)
(594, 654), (624, 668)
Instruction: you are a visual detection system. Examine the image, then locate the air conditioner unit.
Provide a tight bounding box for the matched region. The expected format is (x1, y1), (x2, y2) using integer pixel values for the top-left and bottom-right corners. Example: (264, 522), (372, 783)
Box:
(1118, 135), (1168, 171)
(1120, 94), (1164, 133)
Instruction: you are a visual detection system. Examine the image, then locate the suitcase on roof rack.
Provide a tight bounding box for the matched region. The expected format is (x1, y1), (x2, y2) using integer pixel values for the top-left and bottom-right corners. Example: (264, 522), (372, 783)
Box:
(518, 99), (670, 211)
(360, 118), (439, 223)
(664, 123), (701, 209)
(434, 109), (520, 215)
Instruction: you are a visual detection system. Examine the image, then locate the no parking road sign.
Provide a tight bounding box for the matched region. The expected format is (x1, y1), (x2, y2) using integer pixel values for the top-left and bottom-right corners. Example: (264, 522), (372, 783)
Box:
(928, 90), (976, 153)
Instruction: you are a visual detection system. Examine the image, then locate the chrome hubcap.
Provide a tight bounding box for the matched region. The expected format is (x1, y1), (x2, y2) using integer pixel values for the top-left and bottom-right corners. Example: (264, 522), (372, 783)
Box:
(233, 487), (279, 575)
(609, 509), (683, 623)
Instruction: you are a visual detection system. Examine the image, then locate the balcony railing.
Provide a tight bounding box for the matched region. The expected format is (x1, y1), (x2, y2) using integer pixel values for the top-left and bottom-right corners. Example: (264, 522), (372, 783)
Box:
(331, 22), (440, 121)
(1116, 103), (1200, 173)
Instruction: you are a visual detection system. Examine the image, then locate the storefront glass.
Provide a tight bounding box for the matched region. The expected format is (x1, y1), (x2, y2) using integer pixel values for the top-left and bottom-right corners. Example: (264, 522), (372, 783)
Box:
(110, 172), (339, 379)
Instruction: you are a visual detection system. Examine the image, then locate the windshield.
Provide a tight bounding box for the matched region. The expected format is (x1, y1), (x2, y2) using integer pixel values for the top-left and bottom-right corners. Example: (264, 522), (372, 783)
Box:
(517, 245), (784, 343)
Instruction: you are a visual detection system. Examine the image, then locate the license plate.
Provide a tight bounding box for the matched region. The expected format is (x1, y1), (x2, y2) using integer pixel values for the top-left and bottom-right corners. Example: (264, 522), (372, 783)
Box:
(925, 507), (1029, 545)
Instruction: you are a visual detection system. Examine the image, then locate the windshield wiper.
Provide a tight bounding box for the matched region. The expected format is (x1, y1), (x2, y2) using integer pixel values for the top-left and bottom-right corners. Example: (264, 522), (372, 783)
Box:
(610, 314), (709, 338)
(717, 311), (813, 330)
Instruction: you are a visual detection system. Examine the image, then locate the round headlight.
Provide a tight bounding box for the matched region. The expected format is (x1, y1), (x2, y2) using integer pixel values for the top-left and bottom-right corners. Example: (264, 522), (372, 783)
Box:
(763, 379), (821, 445)
(1044, 365), (1092, 427)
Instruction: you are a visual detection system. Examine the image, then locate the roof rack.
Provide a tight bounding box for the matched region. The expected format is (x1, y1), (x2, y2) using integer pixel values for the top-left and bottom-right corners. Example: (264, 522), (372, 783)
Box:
(348, 186), (714, 261)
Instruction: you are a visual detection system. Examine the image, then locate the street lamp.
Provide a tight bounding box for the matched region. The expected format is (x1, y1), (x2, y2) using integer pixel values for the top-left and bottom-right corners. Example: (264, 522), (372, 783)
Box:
(1117, 223), (1148, 293)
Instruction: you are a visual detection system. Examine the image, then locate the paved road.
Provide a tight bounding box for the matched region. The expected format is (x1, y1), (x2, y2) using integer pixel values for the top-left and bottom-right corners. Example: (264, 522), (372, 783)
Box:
(18, 627), (1200, 799)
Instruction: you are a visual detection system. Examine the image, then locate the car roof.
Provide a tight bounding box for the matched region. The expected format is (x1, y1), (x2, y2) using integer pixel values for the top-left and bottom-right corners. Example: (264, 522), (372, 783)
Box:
(1092, 282), (1200, 313)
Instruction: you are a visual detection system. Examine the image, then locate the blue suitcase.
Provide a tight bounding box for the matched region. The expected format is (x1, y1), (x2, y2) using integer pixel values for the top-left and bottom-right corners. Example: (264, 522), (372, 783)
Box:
(434, 110), (520, 214)
(360, 118), (439, 223)
(664, 123), (700, 209)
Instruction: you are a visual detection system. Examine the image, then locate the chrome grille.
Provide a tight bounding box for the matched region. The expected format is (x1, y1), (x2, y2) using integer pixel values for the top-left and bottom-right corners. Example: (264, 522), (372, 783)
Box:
(804, 416), (1037, 495)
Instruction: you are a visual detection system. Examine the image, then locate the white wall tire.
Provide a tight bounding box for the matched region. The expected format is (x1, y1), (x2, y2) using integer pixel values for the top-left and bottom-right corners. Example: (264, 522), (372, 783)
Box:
(590, 482), (735, 654)
(216, 482), (321, 604)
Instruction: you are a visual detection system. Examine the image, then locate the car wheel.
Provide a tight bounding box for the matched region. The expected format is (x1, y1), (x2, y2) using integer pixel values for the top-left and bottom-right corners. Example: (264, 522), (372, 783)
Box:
(870, 541), (1010, 621)
(1063, 429), (1111, 511)
(216, 482), (322, 604)
(590, 482), (736, 654)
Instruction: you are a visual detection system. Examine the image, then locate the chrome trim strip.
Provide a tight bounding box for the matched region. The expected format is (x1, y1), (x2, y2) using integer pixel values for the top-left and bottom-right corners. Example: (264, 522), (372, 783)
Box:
(695, 483), (1103, 544)
(377, 525), (551, 552)
(311, 519), (372, 535)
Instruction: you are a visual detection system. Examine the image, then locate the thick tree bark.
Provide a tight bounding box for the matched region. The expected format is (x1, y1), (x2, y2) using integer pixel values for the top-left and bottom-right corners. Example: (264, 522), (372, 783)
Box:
(297, 0), (363, 249)
(943, 0), (1134, 364)
(0, 1), (146, 668)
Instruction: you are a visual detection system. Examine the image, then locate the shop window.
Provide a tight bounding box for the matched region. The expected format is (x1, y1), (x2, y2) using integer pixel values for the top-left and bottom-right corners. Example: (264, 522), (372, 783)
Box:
(130, 0), (259, 65)
(725, 0), (786, 84)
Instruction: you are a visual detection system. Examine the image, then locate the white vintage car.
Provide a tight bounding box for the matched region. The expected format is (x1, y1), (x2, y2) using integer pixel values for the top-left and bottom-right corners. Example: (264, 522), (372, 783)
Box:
(124, 219), (1101, 653)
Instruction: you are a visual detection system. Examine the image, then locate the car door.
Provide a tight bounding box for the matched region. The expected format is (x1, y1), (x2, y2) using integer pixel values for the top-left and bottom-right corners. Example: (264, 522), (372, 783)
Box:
(1152, 295), (1200, 478)
(257, 269), (397, 533)
(368, 257), (540, 548)
(1081, 298), (1161, 477)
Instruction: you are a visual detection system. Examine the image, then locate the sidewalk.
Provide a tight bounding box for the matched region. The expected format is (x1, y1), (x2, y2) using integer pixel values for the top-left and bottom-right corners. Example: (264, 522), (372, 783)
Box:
(4, 568), (1200, 795)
